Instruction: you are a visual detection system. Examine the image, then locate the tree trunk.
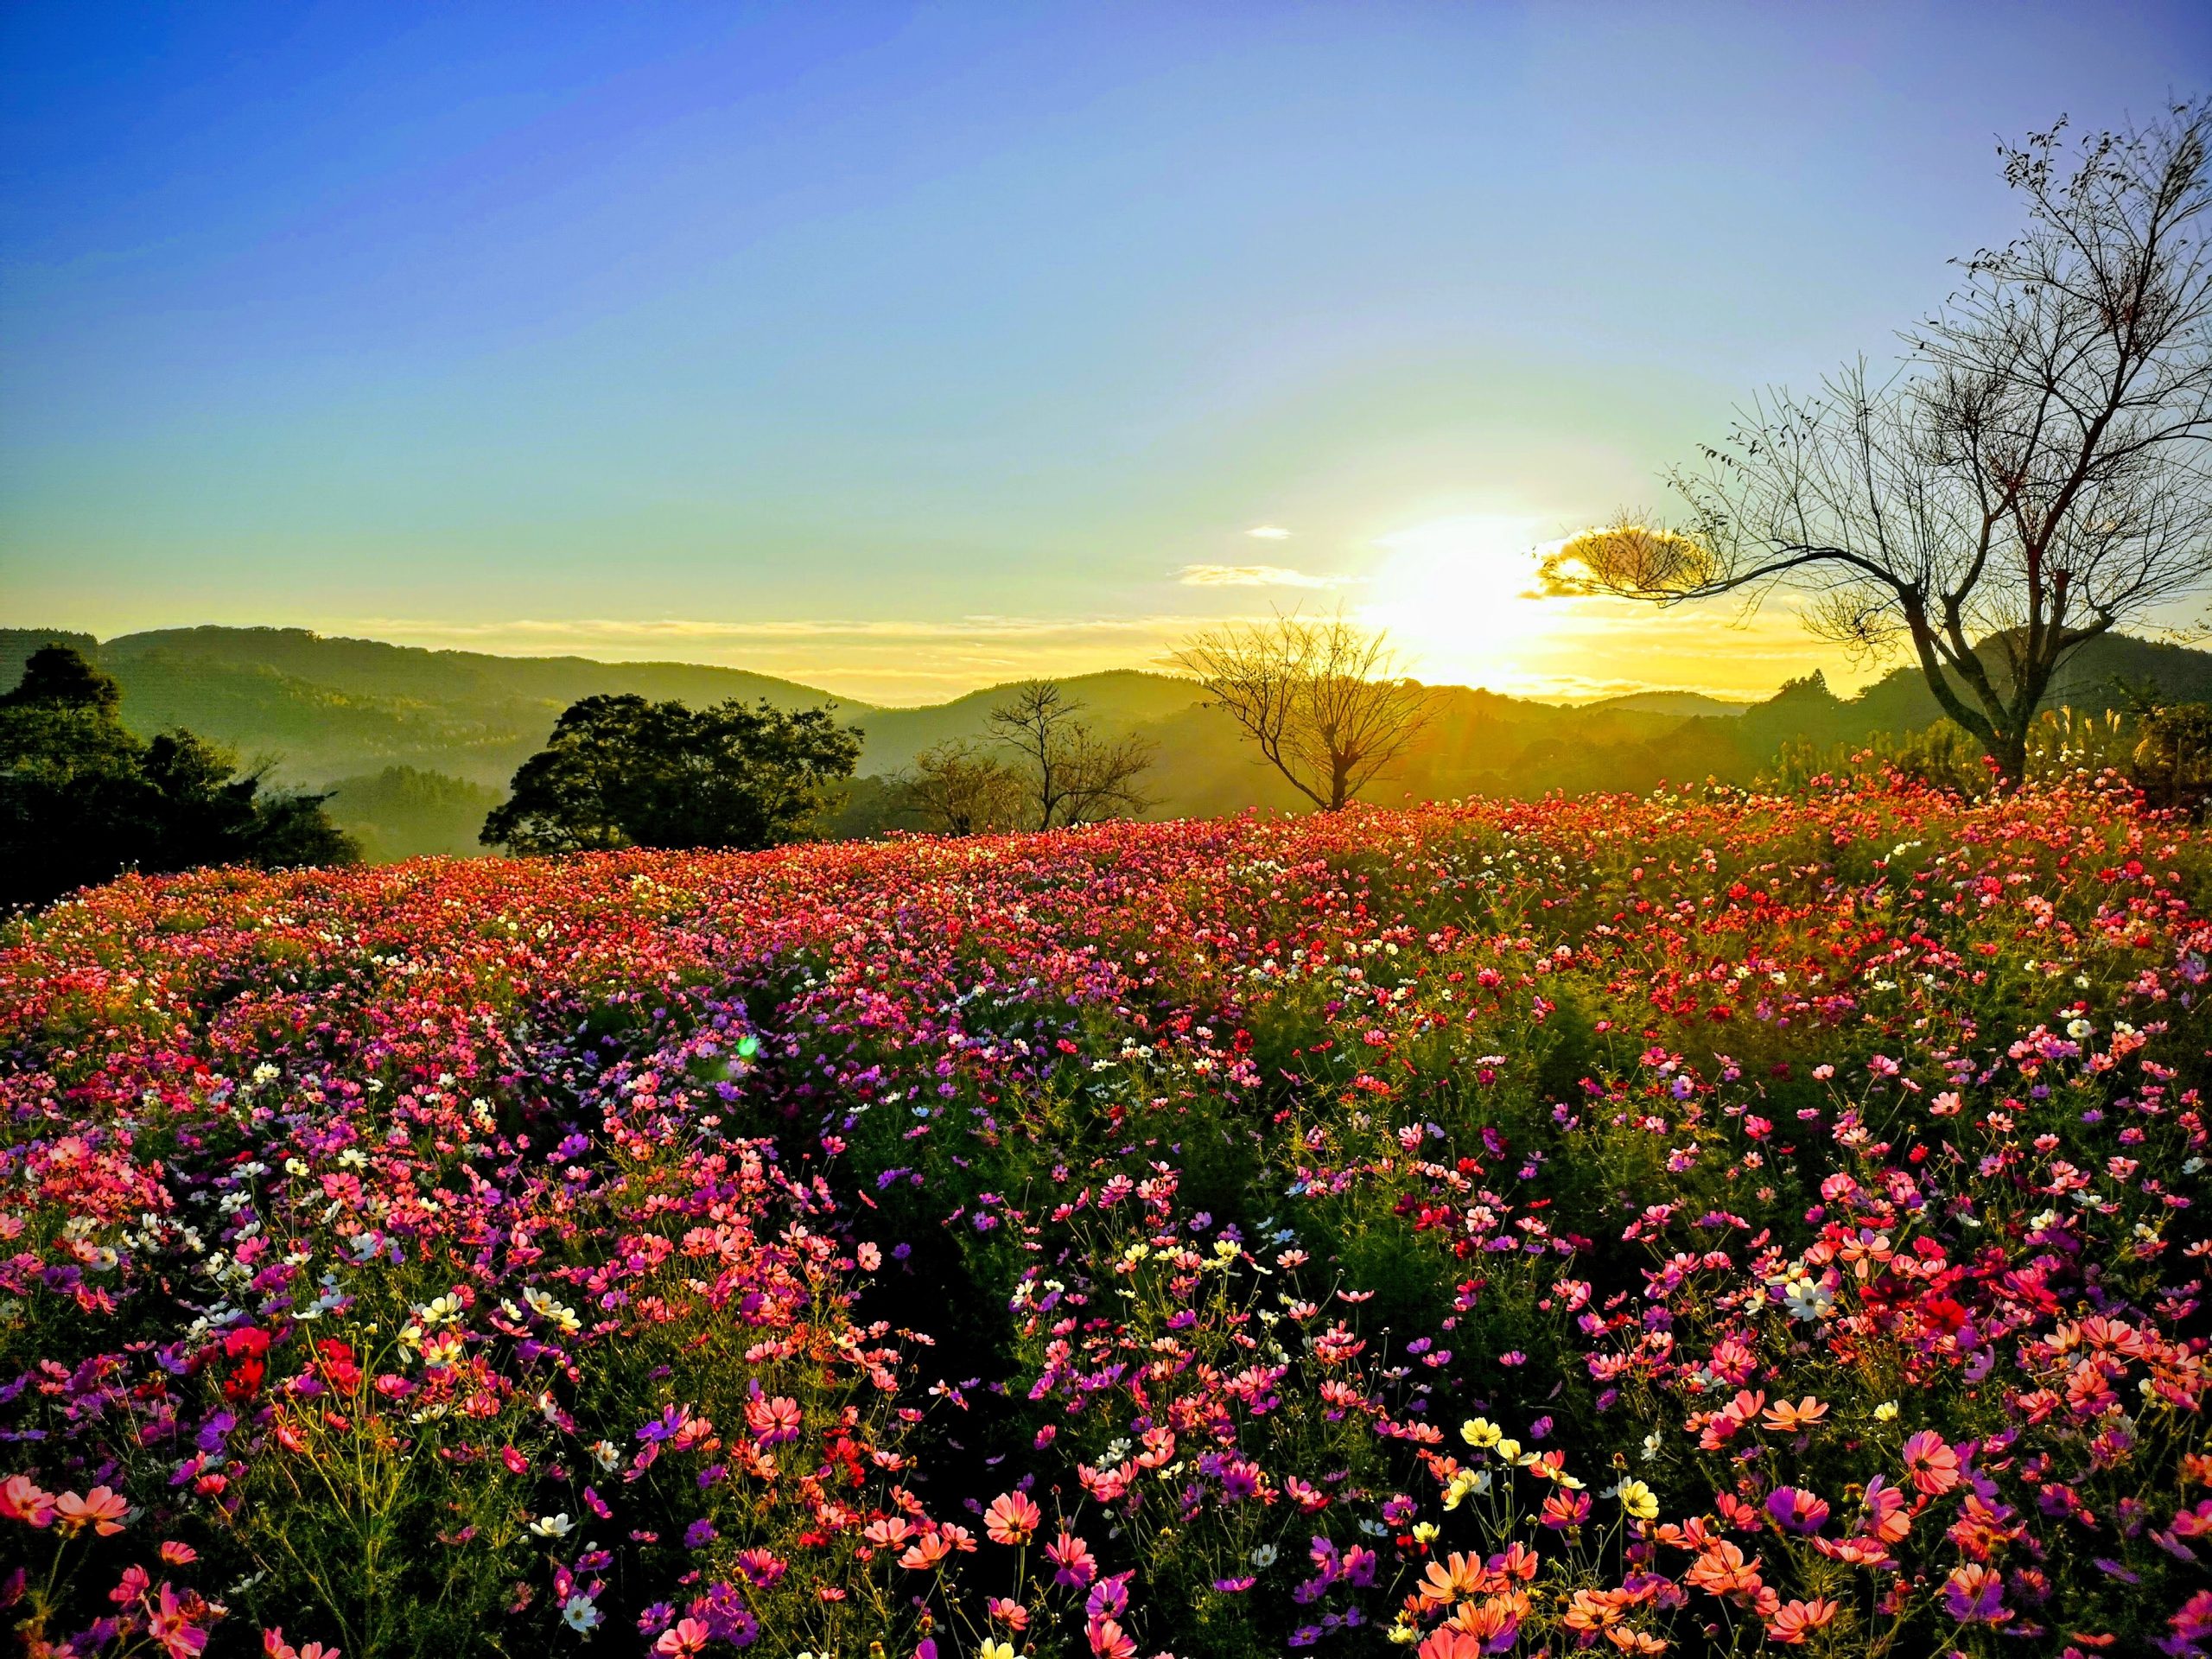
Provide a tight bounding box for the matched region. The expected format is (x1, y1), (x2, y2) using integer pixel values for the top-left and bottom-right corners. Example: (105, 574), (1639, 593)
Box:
(1989, 730), (2029, 792)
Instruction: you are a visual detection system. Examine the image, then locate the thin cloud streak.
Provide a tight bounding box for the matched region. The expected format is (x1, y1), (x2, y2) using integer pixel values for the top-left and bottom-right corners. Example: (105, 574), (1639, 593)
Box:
(1173, 564), (1351, 589)
(346, 613), (1226, 643)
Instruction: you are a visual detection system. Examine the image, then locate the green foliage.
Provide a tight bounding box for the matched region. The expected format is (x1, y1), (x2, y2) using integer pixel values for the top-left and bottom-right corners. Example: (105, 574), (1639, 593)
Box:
(323, 766), (507, 861)
(0, 645), (357, 910)
(2131, 701), (2212, 810)
(481, 693), (864, 855)
(1764, 707), (2148, 801)
(1763, 721), (1993, 797)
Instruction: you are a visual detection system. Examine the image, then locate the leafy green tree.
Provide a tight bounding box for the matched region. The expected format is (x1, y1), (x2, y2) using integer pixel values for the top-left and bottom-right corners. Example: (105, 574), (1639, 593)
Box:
(0, 641), (124, 714)
(480, 693), (863, 855)
(0, 644), (357, 909)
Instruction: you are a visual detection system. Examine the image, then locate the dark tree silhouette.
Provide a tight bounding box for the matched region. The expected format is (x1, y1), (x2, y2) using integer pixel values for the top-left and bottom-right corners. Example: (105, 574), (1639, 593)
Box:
(1174, 610), (1435, 810)
(0, 644), (356, 909)
(983, 680), (1154, 830)
(906, 739), (1026, 836)
(0, 642), (124, 714)
(481, 694), (862, 855)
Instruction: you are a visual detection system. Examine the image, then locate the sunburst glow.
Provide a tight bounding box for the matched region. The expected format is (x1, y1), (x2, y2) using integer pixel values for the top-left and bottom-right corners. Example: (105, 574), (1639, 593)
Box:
(1358, 514), (1563, 683)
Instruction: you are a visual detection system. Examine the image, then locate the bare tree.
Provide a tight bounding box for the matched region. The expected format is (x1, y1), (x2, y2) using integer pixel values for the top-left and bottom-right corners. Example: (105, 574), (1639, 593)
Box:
(906, 739), (1027, 836)
(984, 679), (1155, 830)
(1174, 609), (1435, 810)
(1549, 100), (2212, 785)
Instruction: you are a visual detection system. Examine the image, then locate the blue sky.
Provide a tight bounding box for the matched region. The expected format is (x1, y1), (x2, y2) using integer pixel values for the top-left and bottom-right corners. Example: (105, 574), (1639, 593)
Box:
(4, 3), (2208, 701)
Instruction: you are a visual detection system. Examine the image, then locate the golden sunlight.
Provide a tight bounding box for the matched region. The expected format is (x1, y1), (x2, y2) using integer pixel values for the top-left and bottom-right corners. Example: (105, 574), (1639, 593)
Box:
(1357, 514), (1564, 681)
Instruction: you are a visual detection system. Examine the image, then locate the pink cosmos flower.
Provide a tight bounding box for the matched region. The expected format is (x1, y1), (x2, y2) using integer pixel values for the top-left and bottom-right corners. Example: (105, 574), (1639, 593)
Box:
(1941, 1562), (2010, 1624)
(984, 1490), (1043, 1545)
(744, 1394), (802, 1447)
(1764, 1486), (1830, 1533)
(147, 1584), (209, 1658)
(1765, 1599), (1837, 1644)
(1900, 1430), (1961, 1496)
(1048, 1530), (1098, 1588)
(0, 1474), (55, 1528)
(654, 1618), (711, 1657)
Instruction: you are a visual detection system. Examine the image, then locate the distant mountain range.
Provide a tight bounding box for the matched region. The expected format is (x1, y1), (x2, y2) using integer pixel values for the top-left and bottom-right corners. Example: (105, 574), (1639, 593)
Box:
(1579, 690), (1755, 718)
(6, 623), (2204, 860)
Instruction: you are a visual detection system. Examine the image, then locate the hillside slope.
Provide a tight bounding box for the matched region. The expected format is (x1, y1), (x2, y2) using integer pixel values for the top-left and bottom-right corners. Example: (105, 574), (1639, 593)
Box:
(10, 621), (2212, 859)
(0, 626), (870, 788)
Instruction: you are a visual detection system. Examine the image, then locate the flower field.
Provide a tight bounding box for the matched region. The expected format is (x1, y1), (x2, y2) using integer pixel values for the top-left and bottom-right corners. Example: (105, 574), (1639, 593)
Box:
(3, 779), (2208, 1659)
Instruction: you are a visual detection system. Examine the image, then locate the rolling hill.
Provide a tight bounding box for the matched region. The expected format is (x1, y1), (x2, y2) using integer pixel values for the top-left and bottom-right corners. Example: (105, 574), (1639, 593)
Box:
(8, 622), (2209, 860)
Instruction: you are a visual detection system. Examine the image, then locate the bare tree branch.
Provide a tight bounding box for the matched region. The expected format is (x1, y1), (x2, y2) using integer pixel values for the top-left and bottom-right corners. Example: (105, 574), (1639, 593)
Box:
(1550, 99), (2212, 784)
(906, 739), (1026, 836)
(984, 680), (1155, 830)
(1174, 609), (1435, 810)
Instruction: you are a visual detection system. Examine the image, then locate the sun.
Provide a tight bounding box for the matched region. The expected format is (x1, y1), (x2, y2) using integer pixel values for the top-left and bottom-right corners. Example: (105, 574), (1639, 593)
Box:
(1357, 514), (1560, 680)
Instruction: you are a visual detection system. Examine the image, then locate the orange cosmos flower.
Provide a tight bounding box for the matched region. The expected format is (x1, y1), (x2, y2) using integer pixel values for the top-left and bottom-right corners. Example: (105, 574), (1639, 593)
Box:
(1761, 1395), (1828, 1433)
(1766, 1599), (1838, 1644)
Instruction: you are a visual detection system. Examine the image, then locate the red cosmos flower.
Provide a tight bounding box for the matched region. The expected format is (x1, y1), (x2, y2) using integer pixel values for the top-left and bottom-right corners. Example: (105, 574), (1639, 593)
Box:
(1085, 1618), (1137, 1659)
(1285, 1474), (1330, 1513)
(316, 1339), (363, 1393)
(1900, 1430), (1962, 1496)
(1541, 1489), (1592, 1529)
(983, 1491), (1042, 1545)
(1417, 1630), (1488, 1659)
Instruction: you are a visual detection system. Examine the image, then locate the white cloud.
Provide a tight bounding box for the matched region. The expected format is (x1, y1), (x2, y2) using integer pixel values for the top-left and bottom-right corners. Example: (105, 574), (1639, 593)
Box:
(1246, 525), (1291, 539)
(1173, 564), (1350, 589)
